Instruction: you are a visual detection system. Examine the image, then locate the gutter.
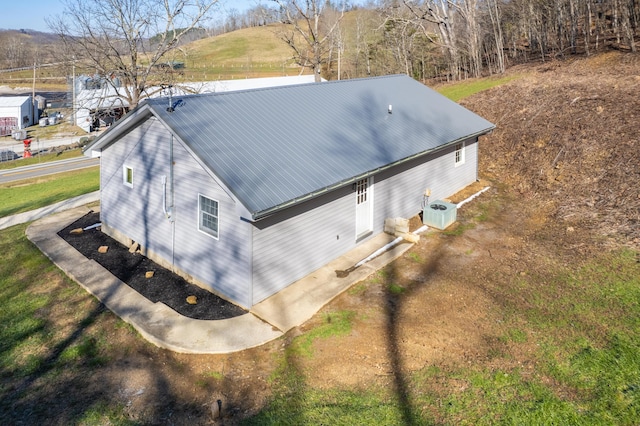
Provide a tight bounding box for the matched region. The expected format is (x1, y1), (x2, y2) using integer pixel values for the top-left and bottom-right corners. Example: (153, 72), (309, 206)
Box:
(250, 126), (495, 221)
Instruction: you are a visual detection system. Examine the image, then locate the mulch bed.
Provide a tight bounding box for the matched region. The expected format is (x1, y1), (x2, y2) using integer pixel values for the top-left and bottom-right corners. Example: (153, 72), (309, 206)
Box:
(58, 211), (246, 320)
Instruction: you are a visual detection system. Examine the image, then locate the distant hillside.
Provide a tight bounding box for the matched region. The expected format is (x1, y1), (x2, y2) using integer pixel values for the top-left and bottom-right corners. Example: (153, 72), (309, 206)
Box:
(0, 29), (58, 44)
(178, 24), (305, 80)
(174, 8), (389, 81)
(0, 29), (60, 69)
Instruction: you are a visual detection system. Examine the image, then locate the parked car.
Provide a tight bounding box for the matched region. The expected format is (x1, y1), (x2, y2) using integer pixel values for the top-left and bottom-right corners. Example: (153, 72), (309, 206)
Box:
(0, 150), (19, 162)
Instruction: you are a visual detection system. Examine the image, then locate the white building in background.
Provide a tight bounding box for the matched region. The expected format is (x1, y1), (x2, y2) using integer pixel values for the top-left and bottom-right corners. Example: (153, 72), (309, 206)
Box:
(72, 75), (320, 133)
(0, 96), (37, 137)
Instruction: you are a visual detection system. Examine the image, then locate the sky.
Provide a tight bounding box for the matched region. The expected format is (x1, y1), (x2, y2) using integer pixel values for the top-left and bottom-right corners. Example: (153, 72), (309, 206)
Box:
(0, 0), (260, 33)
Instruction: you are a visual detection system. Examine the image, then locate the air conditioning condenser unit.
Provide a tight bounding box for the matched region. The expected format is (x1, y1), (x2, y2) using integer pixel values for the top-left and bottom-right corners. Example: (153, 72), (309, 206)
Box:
(423, 200), (457, 230)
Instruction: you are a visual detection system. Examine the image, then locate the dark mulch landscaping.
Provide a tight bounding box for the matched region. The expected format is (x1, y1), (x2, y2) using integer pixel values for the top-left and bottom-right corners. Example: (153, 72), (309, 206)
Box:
(58, 211), (246, 320)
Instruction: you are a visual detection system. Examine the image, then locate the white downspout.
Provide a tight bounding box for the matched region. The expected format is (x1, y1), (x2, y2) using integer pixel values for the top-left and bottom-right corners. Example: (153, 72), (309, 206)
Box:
(162, 132), (176, 269)
(168, 133), (175, 268)
(169, 133), (175, 219)
(162, 175), (172, 219)
(162, 133), (175, 222)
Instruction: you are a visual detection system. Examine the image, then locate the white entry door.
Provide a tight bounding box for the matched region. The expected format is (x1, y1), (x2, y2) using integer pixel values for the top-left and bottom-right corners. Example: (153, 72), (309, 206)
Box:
(355, 177), (373, 239)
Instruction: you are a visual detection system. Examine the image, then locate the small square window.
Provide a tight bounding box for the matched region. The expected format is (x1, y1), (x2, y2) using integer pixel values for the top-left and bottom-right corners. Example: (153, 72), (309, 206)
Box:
(123, 165), (133, 187)
(455, 142), (465, 166)
(199, 195), (219, 239)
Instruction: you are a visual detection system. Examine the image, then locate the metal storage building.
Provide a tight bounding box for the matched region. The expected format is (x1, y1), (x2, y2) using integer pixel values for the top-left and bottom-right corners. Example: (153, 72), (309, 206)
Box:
(0, 96), (35, 136)
(72, 75), (319, 132)
(84, 75), (495, 309)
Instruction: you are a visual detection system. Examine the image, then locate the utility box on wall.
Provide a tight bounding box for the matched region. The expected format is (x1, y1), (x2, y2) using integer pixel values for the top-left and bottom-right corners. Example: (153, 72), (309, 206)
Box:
(423, 200), (457, 230)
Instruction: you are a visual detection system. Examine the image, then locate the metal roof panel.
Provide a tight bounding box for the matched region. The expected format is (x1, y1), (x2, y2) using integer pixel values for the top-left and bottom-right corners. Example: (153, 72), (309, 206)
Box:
(139, 75), (495, 218)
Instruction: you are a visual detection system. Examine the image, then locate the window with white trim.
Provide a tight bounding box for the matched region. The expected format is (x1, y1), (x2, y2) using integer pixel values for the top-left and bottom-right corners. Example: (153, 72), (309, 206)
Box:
(199, 195), (219, 239)
(454, 142), (465, 166)
(123, 165), (133, 187)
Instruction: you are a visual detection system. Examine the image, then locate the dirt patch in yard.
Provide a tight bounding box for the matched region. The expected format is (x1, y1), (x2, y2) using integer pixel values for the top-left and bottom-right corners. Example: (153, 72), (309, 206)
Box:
(3, 52), (639, 425)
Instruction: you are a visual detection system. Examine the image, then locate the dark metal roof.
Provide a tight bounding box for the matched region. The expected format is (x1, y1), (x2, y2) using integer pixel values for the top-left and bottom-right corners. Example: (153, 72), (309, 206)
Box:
(90, 75), (495, 220)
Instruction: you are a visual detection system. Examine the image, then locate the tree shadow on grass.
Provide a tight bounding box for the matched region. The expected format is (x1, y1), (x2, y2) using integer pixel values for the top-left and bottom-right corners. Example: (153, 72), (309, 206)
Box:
(382, 243), (447, 425)
(0, 225), (190, 425)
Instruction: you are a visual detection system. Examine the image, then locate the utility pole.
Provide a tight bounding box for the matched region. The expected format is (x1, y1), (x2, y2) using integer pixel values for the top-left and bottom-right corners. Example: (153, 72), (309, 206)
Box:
(72, 57), (76, 127)
(32, 62), (37, 125)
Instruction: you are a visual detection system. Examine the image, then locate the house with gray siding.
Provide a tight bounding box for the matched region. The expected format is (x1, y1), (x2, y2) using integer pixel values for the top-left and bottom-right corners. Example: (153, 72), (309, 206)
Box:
(84, 74), (495, 309)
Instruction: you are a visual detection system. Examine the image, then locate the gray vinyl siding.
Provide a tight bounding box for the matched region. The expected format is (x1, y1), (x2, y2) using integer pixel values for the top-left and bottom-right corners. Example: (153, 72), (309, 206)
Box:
(100, 117), (252, 308)
(100, 119), (174, 262)
(373, 138), (478, 228)
(170, 142), (253, 308)
(251, 185), (358, 304)
(250, 138), (478, 304)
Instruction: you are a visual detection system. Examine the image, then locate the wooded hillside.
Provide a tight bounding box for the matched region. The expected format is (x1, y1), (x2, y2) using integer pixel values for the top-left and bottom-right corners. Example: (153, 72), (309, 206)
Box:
(191, 0), (640, 82)
(370, 0), (640, 81)
(2, 0), (639, 84)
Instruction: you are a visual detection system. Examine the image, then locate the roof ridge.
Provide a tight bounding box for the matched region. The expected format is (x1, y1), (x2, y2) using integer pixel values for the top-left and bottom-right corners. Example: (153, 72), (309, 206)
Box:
(147, 74), (411, 103)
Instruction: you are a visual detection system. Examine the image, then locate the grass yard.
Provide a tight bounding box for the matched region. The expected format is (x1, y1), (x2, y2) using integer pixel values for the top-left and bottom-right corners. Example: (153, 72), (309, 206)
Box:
(410, 249), (640, 425)
(0, 224), (133, 425)
(0, 167), (99, 217)
(0, 149), (84, 171)
(436, 75), (521, 101)
(0, 177), (638, 424)
(241, 245), (640, 425)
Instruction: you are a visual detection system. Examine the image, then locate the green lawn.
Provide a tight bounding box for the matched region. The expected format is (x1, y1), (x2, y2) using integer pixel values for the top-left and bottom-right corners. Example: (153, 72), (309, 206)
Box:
(0, 167), (99, 218)
(417, 248), (640, 425)
(0, 224), (128, 425)
(0, 149), (84, 171)
(437, 75), (521, 102)
(0, 174), (638, 423)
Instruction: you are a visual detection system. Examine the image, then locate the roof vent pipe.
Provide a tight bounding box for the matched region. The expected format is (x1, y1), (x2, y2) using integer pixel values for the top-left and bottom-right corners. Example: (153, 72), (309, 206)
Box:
(388, 104), (393, 114)
(166, 84), (174, 112)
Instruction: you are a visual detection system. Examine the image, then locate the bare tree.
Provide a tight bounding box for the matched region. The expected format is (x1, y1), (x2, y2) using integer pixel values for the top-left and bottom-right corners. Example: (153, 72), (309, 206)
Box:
(2, 36), (31, 69)
(227, 8), (241, 32)
(453, 0), (482, 78)
(403, 0), (461, 80)
(353, 12), (375, 77)
(620, 0), (637, 51)
(272, 0), (345, 81)
(485, 0), (505, 73)
(382, 7), (420, 76)
(48, 0), (219, 109)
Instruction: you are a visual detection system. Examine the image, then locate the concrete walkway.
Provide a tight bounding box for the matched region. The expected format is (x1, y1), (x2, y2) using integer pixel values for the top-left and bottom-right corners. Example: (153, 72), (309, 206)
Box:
(26, 206), (420, 354)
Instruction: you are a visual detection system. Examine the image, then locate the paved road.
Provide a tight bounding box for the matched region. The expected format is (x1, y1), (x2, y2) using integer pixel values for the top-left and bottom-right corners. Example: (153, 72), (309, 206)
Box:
(0, 135), (93, 152)
(0, 128), (103, 152)
(0, 157), (99, 184)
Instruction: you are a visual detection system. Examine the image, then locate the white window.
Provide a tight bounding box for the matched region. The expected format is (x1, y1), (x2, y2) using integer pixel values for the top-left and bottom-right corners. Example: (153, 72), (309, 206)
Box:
(455, 142), (465, 166)
(123, 165), (133, 187)
(199, 195), (219, 239)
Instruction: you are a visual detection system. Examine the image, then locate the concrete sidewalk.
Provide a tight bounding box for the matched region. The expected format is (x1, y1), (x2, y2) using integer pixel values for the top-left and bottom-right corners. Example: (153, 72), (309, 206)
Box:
(0, 191), (100, 231)
(26, 206), (420, 354)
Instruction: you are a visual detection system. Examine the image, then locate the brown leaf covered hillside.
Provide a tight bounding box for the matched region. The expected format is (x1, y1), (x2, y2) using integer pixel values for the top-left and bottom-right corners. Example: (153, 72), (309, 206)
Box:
(461, 52), (640, 250)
